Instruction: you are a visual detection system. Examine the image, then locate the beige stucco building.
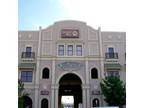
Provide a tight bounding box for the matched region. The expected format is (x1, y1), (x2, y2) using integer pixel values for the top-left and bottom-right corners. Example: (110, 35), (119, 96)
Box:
(18, 20), (126, 108)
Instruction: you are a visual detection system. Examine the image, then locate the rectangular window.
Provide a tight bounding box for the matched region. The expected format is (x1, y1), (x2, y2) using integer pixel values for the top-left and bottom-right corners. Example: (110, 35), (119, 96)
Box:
(107, 71), (119, 78)
(26, 47), (32, 52)
(58, 45), (64, 56)
(21, 71), (32, 82)
(67, 45), (73, 56)
(108, 47), (114, 58)
(26, 47), (32, 58)
(76, 45), (82, 56)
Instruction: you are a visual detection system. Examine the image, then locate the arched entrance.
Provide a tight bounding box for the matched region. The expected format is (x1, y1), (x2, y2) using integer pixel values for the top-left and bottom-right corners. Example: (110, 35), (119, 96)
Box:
(23, 96), (32, 108)
(58, 73), (82, 108)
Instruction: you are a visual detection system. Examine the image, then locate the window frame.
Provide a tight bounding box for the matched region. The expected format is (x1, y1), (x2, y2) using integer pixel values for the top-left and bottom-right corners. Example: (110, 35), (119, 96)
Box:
(91, 68), (98, 79)
(58, 45), (65, 56)
(76, 45), (82, 56)
(42, 68), (50, 79)
(107, 71), (120, 78)
(67, 45), (73, 56)
(21, 71), (33, 82)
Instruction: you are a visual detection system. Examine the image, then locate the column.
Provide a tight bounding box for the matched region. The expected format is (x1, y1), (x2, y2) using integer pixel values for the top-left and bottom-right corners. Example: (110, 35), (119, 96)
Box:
(98, 27), (104, 106)
(34, 26), (42, 108)
(51, 59), (56, 108)
(34, 88), (39, 108)
(51, 87), (55, 108)
(98, 27), (105, 79)
(86, 87), (90, 108)
(82, 85), (87, 108)
(85, 58), (89, 84)
(55, 85), (59, 108)
(85, 58), (90, 108)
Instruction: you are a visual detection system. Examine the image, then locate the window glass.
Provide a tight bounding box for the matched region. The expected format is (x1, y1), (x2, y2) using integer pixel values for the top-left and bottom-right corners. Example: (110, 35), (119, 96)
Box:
(76, 45), (82, 56)
(107, 71), (119, 77)
(41, 98), (48, 108)
(42, 68), (49, 79)
(108, 47), (114, 53)
(21, 71), (32, 82)
(91, 68), (98, 79)
(26, 47), (32, 52)
(58, 45), (64, 56)
(67, 45), (73, 56)
(108, 47), (115, 58)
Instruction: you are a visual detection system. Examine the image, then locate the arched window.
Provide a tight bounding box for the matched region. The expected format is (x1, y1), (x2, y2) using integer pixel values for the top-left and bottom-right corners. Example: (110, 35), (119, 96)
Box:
(91, 68), (98, 79)
(93, 98), (99, 107)
(42, 68), (49, 79)
(41, 98), (48, 108)
(23, 96), (32, 108)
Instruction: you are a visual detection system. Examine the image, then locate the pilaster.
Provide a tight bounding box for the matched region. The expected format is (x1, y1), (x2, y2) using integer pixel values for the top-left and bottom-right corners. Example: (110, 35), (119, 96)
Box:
(34, 88), (39, 108)
(98, 27), (104, 106)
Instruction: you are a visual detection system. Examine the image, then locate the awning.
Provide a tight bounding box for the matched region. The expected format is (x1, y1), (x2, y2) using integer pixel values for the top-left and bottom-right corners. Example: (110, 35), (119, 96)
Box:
(18, 63), (36, 69)
(104, 63), (121, 70)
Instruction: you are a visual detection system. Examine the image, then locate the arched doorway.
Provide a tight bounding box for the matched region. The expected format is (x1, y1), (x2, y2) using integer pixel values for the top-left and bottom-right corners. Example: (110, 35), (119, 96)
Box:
(23, 96), (32, 108)
(41, 98), (48, 108)
(58, 73), (82, 108)
(93, 98), (100, 107)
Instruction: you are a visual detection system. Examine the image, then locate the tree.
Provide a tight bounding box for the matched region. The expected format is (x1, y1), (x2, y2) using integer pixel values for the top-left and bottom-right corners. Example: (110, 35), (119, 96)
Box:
(100, 76), (126, 108)
(18, 80), (29, 108)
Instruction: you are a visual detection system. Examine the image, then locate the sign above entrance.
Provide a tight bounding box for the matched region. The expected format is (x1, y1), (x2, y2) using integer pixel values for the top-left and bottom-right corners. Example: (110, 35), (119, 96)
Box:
(58, 62), (83, 71)
(61, 29), (79, 38)
(40, 90), (49, 95)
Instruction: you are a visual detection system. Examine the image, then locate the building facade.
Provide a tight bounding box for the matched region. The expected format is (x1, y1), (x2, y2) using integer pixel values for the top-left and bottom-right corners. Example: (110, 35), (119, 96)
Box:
(18, 20), (126, 108)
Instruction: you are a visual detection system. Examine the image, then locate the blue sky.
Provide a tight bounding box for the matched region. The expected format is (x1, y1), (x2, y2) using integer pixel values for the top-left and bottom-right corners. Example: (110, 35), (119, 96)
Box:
(19, 0), (127, 31)
(19, 0), (70, 30)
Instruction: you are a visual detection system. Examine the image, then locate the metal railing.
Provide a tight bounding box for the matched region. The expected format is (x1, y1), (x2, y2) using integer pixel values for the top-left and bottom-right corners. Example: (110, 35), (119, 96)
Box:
(105, 53), (118, 59)
(21, 52), (35, 58)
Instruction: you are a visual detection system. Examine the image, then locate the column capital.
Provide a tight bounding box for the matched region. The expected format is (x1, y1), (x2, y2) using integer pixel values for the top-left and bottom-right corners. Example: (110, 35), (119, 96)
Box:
(82, 84), (90, 89)
(51, 84), (59, 90)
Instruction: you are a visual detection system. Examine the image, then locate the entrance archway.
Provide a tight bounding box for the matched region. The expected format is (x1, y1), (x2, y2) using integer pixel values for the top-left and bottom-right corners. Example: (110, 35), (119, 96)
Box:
(58, 73), (82, 108)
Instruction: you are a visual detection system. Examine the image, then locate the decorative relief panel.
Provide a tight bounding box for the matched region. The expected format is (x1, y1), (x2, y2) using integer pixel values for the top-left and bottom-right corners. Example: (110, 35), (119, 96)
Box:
(40, 90), (49, 95)
(58, 62), (83, 71)
(61, 29), (79, 38)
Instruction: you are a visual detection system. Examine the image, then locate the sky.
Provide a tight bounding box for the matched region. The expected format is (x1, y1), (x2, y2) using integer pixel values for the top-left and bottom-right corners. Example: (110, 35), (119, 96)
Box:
(19, 0), (127, 31)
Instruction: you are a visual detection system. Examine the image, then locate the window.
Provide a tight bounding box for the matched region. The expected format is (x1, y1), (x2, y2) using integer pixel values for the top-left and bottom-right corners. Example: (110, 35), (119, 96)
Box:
(42, 68), (49, 79)
(108, 47), (114, 58)
(26, 46), (32, 58)
(21, 71), (32, 82)
(26, 47), (32, 52)
(108, 47), (114, 53)
(91, 68), (98, 79)
(76, 45), (82, 56)
(67, 45), (73, 56)
(107, 71), (120, 77)
(58, 45), (64, 56)
(93, 98), (99, 107)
